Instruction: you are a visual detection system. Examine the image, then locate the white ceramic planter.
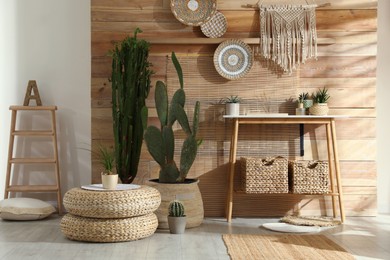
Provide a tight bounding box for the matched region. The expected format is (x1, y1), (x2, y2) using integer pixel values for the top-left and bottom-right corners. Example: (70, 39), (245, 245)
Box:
(101, 173), (118, 190)
(226, 103), (240, 116)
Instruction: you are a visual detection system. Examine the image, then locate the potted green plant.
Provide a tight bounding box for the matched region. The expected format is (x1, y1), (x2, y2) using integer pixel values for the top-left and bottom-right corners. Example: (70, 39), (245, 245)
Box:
(309, 88), (330, 116)
(145, 52), (203, 229)
(296, 92), (308, 115)
(223, 95), (241, 116)
(110, 28), (152, 184)
(98, 145), (118, 190)
(167, 200), (186, 234)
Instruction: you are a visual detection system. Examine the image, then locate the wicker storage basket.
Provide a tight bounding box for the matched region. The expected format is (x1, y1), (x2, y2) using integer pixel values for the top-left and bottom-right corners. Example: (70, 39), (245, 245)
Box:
(288, 160), (329, 194)
(240, 157), (288, 193)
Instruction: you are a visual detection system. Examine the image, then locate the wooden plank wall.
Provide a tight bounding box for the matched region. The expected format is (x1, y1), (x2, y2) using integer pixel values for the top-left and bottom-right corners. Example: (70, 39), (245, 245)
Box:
(91, 0), (377, 217)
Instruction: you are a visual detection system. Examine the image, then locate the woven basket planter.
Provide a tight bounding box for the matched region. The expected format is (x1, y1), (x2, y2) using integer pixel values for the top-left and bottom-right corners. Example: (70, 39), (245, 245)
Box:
(309, 103), (329, 116)
(60, 213), (158, 243)
(240, 157), (288, 193)
(148, 179), (204, 229)
(288, 160), (329, 194)
(63, 186), (161, 218)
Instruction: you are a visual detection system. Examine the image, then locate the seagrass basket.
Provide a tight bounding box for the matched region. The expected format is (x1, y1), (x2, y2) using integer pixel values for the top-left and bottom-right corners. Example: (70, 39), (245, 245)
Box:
(288, 160), (329, 194)
(240, 157), (288, 193)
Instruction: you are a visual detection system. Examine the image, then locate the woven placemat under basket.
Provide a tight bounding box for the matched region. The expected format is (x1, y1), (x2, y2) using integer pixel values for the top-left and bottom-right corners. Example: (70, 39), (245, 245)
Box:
(60, 213), (158, 242)
(201, 11), (227, 38)
(281, 215), (341, 227)
(288, 161), (329, 194)
(63, 185), (161, 218)
(241, 157), (288, 193)
(213, 39), (253, 80)
(171, 0), (217, 26)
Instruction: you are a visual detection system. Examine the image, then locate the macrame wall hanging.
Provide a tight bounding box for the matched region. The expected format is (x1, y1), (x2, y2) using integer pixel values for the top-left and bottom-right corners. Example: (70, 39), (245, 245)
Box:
(258, 1), (318, 74)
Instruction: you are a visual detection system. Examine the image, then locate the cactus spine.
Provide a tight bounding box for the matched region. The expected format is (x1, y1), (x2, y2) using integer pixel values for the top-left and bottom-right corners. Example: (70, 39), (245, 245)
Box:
(110, 28), (152, 183)
(144, 52), (201, 183)
(168, 200), (185, 217)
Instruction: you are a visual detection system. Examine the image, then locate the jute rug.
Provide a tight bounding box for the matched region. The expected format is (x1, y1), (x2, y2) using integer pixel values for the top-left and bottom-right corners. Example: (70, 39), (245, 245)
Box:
(223, 234), (354, 260)
(281, 216), (342, 227)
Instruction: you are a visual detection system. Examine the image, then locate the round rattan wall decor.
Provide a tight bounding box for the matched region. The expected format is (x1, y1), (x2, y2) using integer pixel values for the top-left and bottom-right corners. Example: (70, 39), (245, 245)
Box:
(201, 11), (227, 38)
(213, 39), (253, 80)
(170, 0), (217, 26)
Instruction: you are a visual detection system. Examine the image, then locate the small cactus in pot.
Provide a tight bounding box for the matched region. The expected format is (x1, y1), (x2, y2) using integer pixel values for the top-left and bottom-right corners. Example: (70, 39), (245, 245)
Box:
(167, 200), (186, 234)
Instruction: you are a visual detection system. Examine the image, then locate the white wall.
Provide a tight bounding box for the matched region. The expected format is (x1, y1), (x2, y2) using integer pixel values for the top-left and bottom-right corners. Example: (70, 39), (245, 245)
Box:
(377, 0), (390, 214)
(0, 0), (91, 204)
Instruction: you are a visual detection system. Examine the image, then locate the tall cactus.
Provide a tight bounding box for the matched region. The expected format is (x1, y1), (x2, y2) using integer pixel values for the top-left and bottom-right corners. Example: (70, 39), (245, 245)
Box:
(144, 52), (201, 183)
(110, 28), (152, 183)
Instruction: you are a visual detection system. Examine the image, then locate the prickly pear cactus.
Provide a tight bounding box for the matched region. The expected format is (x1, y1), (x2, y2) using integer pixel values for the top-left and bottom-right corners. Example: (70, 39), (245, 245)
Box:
(144, 52), (201, 183)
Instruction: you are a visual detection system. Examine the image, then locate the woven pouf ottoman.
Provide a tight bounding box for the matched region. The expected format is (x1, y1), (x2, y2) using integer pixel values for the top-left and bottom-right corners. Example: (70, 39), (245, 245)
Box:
(60, 185), (161, 242)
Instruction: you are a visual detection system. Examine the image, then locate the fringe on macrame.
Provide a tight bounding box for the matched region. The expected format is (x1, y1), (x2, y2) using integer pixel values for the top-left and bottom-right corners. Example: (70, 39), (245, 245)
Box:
(259, 4), (318, 74)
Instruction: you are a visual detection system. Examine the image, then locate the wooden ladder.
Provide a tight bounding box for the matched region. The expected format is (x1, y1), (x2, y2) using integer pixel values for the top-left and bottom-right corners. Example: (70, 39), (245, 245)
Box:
(4, 106), (62, 214)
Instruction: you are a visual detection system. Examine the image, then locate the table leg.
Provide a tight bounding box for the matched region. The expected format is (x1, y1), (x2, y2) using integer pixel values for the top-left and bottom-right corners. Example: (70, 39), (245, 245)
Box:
(330, 119), (346, 223)
(226, 119), (239, 222)
(326, 122), (337, 218)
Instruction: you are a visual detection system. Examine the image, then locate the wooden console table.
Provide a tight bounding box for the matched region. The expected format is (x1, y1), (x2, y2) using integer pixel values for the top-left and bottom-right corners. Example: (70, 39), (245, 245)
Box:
(223, 115), (348, 223)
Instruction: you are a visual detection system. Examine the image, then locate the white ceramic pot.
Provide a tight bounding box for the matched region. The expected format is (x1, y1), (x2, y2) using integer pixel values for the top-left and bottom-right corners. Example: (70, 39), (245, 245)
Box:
(101, 173), (118, 190)
(226, 103), (240, 116)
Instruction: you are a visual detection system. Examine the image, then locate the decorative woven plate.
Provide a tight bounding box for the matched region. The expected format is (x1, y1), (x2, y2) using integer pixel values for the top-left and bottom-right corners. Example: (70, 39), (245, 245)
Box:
(201, 11), (227, 38)
(171, 0), (217, 26)
(213, 39), (253, 80)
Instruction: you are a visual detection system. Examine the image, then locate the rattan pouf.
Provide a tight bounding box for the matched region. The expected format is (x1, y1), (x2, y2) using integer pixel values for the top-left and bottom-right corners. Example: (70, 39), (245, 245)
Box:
(60, 213), (158, 242)
(63, 185), (161, 218)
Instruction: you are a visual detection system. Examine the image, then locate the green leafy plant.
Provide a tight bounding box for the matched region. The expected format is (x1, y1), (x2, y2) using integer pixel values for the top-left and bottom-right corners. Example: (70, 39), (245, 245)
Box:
(110, 28), (153, 183)
(168, 200), (185, 217)
(298, 92), (309, 103)
(223, 95), (241, 103)
(98, 146), (115, 175)
(313, 88), (330, 103)
(144, 52), (201, 183)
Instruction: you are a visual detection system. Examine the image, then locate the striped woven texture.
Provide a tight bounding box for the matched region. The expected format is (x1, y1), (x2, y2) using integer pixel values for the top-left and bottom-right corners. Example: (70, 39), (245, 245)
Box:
(223, 234), (354, 260)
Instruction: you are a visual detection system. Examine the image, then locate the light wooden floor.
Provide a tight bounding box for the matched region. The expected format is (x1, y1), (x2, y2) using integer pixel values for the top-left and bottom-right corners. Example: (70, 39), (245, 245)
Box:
(0, 215), (389, 260)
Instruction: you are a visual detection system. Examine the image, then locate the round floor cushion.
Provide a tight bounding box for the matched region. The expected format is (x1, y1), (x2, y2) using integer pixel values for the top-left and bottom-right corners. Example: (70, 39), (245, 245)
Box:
(63, 185), (161, 218)
(60, 213), (158, 242)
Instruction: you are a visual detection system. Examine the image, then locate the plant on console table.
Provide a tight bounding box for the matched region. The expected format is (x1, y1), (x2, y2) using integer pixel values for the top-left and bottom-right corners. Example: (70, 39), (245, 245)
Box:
(144, 52), (204, 229)
(223, 95), (241, 116)
(309, 87), (330, 116)
(110, 28), (152, 184)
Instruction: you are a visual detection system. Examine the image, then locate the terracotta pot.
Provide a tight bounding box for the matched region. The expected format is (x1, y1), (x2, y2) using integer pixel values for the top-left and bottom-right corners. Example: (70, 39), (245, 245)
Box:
(148, 179), (204, 229)
(168, 216), (186, 234)
(101, 173), (118, 190)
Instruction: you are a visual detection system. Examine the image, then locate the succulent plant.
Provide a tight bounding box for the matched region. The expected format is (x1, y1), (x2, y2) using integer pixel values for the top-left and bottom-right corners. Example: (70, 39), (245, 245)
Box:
(168, 200), (185, 217)
(110, 28), (152, 183)
(223, 95), (241, 103)
(313, 87), (330, 103)
(298, 92), (309, 103)
(144, 52), (201, 183)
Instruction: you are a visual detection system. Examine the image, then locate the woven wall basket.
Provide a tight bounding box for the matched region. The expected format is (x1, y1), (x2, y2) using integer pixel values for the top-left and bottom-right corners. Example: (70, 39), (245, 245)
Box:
(213, 39), (253, 80)
(201, 11), (227, 38)
(171, 0), (217, 26)
(63, 186), (161, 219)
(60, 213), (158, 243)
